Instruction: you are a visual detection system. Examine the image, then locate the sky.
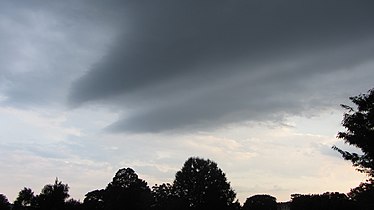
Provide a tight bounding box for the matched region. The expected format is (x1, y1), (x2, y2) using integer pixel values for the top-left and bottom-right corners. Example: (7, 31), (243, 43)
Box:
(0, 0), (374, 203)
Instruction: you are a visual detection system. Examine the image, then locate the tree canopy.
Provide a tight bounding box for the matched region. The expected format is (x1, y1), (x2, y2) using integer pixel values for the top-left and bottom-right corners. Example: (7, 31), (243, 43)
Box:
(173, 157), (238, 210)
(332, 88), (374, 209)
(333, 88), (374, 176)
(348, 180), (374, 210)
(290, 192), (355, 210)
(13, 188), (36, 210)
(242, 194), (277, 210)
(151, 183), (179, 210)
(84, 167), (153, 210)
(37, 178), (70, 210)
(83, 189), (105, 210)
(0, 194), (11, 210)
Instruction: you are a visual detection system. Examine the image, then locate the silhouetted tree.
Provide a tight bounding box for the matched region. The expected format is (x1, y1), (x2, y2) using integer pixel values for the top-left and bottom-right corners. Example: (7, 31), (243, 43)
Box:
(332, 88), (374, 209)
(151, 183), (174, 210)
(65, 198), (83, 210)
(0, 194), (11, 210)
(348, 180), (374, 210)
(104, 168), (153, 210)
(290, 192), (356, 210)
(242, 194), (276, 210)
(37, 178), (69, 210)
(151, 183), (188, 210)
(333, 88), (374, 176)
(173, 157), (237, 210)
(13, 188), (37, 210)
(83, 189), (105, 210)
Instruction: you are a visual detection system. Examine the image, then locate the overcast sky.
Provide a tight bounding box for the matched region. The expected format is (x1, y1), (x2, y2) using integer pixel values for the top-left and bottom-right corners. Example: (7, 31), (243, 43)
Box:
(1, 0), (373, 203)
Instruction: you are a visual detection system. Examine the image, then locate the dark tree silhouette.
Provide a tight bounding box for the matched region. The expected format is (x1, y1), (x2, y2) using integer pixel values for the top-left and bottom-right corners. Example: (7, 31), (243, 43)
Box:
(332, 88), (374, 209)
(348, 180), (374, 210)
(173, 157), (237, 210)
(37, 178), (70, 210)
(333, 88), (374, 176)
(65, 198), (83, 210)
(0, 194), (11, 210)
(242, 194), (276, 210)
(290, 192), (356, 210)
(109, 168), (149, 190)
(104, 168), (153, 210)
(13, 188), (36, 210)
(151, 183), (175, 210)
(151, 183), (189, 210)
(83, 189), (105, 210)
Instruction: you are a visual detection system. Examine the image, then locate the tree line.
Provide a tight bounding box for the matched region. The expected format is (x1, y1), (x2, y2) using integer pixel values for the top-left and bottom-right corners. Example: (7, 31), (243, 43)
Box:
(1, 89), (373, 210)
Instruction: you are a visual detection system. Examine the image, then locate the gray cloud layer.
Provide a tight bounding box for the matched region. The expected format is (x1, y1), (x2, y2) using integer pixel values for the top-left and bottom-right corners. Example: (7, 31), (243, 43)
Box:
(0, 0), (116, 107)
(12, 0), (374, 132)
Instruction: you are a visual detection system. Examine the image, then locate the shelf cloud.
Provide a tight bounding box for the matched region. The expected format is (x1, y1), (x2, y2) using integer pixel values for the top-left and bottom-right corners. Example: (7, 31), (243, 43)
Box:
(48, 1), (374, 132)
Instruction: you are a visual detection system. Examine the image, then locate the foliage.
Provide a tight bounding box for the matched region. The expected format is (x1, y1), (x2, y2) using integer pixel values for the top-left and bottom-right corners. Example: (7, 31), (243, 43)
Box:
(37, 178), (70, 210)
(152, 183), (174, 203)
(173, 157), (237, 210)
(108, 168), (149, 190)
(106, 168), (153, 210)
(84, 168), (153, 210)
(242, 194), (276, 210)
(0, 194), (11, 210)
(290, 192), (356, 210)
(13, 188), (36, 210)
(348, 179), (374, 210)
(83, 189), (105, 210)
(151, 183), (180, 210)
(333, 88), (374, 176)
(65, 198), (82, 210)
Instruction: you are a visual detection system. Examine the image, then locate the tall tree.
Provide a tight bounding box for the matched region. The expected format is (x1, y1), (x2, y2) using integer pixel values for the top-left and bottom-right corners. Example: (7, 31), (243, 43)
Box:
(37, 178), (69, 210)
(333, 88), (374, 176)
(333, 88), (374, 209)
(173, 157), (237, 210)
(104, 168), (153, 210)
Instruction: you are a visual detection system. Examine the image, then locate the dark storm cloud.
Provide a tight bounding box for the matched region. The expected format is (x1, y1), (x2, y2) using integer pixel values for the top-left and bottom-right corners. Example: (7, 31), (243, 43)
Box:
(67, 0), (374, 132)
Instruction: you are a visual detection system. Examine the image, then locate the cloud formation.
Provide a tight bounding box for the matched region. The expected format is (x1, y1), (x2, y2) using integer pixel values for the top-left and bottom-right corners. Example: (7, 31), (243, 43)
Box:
(2, 0), (372, 202)
(0, 0), (115, 107)
(64, 0), (373, 132)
